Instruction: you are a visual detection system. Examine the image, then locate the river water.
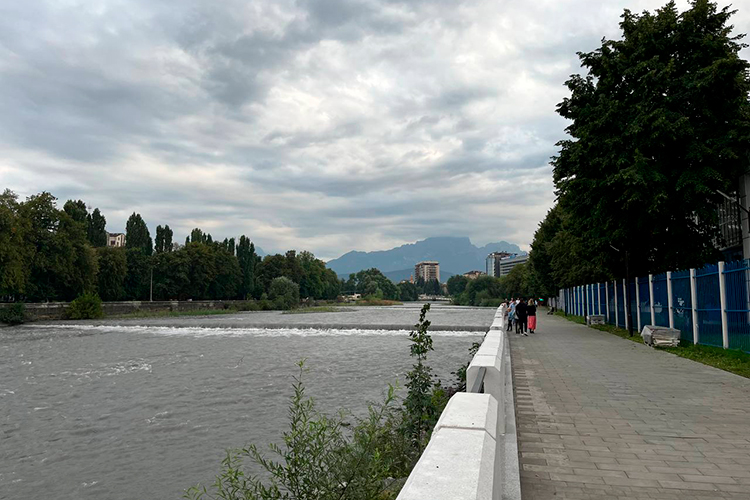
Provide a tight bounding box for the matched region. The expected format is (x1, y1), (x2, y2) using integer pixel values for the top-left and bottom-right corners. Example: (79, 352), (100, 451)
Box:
(0, 304), (491, 500)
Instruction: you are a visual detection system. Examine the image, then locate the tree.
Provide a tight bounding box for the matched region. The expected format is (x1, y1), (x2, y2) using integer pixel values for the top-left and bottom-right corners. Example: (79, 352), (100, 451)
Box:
(63, 200), (88, 224)
(0, 190), (30, 299)
(269, 276), (300, 310)
(397, 281), (418, 301)
(124, 248), (151, 300)
(236, 236), (258, 299)
(125, 213), (153, 255)
(96, 247), (127, 301)
(446, 275), (469, 297)
(155, 225), (174, 253)
(553, 0), (750, 277)
(87, 208), (107, 247)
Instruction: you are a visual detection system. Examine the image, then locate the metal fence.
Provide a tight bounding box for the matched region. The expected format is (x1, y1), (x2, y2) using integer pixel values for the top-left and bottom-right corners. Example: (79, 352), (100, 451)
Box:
(561, 259), (750, 353)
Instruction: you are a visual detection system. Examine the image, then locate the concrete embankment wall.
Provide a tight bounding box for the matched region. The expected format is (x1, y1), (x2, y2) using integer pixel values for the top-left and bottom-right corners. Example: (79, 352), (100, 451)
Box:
(397, 306), (520, 500)
(0, 300), (248, 321)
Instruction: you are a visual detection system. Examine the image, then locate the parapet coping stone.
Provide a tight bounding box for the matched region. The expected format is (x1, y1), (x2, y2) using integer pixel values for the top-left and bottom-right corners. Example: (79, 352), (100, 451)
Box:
(397, 394), (497, 500)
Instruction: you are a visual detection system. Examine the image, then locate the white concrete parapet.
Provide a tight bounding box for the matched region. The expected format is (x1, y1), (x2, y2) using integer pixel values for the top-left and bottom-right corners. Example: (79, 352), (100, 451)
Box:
(396, 305), (521, 500)
(398, 393), (498, 500)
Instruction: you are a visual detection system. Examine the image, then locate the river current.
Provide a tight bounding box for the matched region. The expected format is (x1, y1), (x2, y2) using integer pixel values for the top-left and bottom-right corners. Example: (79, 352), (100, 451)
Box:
(0, 304), (492, 499)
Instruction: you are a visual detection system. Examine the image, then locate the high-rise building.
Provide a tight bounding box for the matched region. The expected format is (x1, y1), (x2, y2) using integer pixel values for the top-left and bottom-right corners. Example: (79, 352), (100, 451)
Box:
(486, 252), (511, 277)
(414, 261), (440, 283)
(486, 252), (527, 277)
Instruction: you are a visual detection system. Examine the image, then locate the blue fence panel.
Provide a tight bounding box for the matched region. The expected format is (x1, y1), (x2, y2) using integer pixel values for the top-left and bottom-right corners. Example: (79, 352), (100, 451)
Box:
(652, 273), (669, 327)
(723, 260), (750, 353)
(637, 277), (650, 328)
(599, 283), (606, 315)
(607, 282), (615, 325)
(628, 279), (637, 331)
(696, 264), (722, 347)
(616, 281), (626, 328)
(670, 269), (693, 343)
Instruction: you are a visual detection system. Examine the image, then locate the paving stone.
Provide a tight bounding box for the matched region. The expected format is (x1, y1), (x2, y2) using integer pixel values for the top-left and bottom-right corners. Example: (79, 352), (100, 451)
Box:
(511, 314), (750, 500)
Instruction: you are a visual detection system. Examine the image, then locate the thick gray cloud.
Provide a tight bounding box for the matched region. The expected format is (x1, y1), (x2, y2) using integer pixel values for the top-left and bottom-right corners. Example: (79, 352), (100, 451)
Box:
(1, 0), (747, 259)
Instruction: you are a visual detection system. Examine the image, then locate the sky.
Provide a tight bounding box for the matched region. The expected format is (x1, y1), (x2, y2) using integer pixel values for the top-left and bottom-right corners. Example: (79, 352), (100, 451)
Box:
(1, 0), (748, 260)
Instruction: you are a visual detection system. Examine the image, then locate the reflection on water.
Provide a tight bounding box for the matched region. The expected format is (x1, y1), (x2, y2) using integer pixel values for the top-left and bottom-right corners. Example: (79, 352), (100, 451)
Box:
(0, 317), (484, 500)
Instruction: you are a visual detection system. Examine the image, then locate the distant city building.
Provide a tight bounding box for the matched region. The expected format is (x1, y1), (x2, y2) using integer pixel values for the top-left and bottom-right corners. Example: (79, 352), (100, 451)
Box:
(486, 252), (528, 277)
(463, 270), (485, 280)
(107, 232), (126, 248)
(414, 261), (440, 283)
(486, 252), (512, 277)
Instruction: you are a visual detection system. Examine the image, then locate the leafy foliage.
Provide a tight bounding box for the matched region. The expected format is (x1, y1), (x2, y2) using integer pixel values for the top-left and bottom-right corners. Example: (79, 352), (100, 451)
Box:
(125, 212), (153, 255)
(0, 303), (27, 325)
(552, 0), (750, 278)
(96, 247), (128, 301)
(269, 277), (300, 310)
(66, 293), (104, 319)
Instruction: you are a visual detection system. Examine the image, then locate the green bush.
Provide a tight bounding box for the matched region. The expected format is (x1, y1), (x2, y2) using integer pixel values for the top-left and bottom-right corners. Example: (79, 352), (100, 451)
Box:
(186, 362), (405, 500)
(0, 303), (27, 325)
(269, 277), (300, 310)
(66, 293), (104, 319)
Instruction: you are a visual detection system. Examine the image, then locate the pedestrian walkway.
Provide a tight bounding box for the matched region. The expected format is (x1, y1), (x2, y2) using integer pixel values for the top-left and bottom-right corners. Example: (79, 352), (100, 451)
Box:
(511, 314), (750, 500)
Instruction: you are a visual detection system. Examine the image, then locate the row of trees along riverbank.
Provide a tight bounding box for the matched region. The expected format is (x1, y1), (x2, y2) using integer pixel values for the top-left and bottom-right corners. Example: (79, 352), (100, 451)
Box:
(525, 1), (750, 295)
(0, 190), (340, 304)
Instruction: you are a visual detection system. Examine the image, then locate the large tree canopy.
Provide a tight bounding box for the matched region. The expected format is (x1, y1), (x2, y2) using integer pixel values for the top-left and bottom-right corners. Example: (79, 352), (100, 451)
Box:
(553, 0), (750, 277)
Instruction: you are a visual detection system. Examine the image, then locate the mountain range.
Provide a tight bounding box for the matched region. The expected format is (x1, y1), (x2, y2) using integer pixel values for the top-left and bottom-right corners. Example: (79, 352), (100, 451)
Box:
(326, 236), (522, 281)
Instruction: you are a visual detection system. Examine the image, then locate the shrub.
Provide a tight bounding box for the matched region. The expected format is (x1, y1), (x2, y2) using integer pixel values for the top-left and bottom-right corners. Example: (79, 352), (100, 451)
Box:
(0, 303), (27, 325)
(66, 293), (104, 319)
(186, 362), (404, 500)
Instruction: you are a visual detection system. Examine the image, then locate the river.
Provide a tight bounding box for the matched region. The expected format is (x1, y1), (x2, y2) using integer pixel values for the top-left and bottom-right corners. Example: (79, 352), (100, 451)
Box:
(0, 304), (492, 499)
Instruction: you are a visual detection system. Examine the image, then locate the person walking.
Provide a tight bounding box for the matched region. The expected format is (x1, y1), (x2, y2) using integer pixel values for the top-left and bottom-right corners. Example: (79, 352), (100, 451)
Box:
(527, 299), (537, 333)
(516, 298), (528, 335)
(507, 299), (516, 332)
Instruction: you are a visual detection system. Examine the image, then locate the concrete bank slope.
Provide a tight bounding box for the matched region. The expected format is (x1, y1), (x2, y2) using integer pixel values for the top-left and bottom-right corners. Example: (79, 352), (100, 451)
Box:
(512, 313), (750, 500)
(397, 307), (521, 500)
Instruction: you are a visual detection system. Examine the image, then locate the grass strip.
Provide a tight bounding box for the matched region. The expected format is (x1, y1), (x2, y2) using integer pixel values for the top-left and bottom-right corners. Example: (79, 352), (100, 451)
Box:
(108, 308), (239, 319)
(554, 310), (750, 378)
(283, 306), (342, 314)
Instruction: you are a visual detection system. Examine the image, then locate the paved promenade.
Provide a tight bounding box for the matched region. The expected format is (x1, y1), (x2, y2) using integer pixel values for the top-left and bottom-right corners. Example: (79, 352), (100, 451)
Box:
(511, 314), (750, 500)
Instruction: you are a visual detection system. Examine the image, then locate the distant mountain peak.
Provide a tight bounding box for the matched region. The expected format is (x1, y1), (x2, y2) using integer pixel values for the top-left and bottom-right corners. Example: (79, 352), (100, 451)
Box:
(326, 236), (521, 279)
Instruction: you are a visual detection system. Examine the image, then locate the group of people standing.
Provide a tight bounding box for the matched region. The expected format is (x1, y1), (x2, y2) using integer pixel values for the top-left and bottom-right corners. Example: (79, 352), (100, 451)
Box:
(501, 298), (538, 336)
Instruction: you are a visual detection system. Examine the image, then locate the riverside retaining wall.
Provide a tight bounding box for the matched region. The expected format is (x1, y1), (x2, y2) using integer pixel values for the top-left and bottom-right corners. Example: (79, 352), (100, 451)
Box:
(397, 305), (520, 500)
(0, 300), (248, 321)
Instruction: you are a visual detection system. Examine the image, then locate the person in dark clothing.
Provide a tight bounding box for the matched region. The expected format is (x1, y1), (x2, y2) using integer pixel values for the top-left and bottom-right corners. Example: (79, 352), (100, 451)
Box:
(515, 299), (528, 335)
(527, 299), (537, 333)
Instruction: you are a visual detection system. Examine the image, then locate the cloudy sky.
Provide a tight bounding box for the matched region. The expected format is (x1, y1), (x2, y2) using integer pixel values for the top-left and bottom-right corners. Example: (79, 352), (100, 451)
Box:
(1, 0), (748, 260)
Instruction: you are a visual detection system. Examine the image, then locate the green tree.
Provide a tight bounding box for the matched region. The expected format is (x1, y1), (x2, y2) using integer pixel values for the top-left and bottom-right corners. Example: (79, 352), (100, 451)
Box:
(236, 236), (258, 299)
(397, 281), (418, 301)
(0, 190), (30, 299)
(86, 208), (107, 247)
(154, 225), (173, 253)
(125, 213), (153, 255)
(63, 199), (88, 224)
(269, 276), (300, 310)
(124, 248), (151, 300)
(446, 275), (469, 297)
(96, 247), (127, 301)
(553, 0), (750, 277)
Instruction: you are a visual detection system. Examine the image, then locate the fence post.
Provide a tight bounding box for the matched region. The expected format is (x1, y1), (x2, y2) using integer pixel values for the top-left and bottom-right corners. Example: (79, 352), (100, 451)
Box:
(635, 276), (642, 332)
(614, 281), (619, 327)
(649, 274), (656, 326)
(666, 271), (674, 329)
(605, 282), (609, 321)
(690, 268), (699, 345)
(718, 261), (729, 349)
(623, 278), (627, 330)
